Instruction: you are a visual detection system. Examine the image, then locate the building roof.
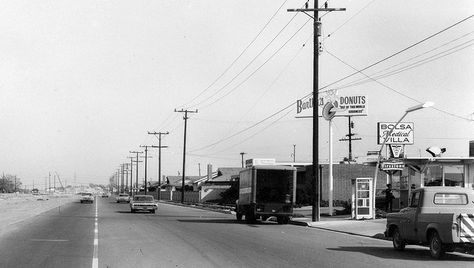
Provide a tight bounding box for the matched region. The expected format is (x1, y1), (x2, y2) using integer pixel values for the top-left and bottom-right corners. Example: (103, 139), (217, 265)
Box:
(204, 167), (243, 183)
(164, 176), (202, 186)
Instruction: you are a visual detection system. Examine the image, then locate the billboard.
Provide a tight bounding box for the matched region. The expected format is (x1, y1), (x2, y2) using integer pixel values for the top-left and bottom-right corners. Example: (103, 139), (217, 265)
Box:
(296, 94), (368, 118)
(377, 122), (414, 145)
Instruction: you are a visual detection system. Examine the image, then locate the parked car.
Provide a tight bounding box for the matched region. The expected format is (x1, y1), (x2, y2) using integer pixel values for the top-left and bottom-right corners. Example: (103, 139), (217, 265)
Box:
(80, 192), (94, 204)
(130, 195), (158, 213)
(116, 193), (130, 203)
(385, 187), (474, 258)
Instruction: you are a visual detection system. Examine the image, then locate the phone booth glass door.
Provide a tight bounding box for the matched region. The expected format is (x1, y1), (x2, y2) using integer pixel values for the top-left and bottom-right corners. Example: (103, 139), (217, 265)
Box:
(352, 178), (373, 219)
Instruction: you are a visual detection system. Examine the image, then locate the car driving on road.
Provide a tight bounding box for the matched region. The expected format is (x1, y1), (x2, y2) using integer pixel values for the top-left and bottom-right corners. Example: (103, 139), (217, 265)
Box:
(116, 193), (130, 203)
(80, 192), (94, 204)
(130, 195), (157, 213)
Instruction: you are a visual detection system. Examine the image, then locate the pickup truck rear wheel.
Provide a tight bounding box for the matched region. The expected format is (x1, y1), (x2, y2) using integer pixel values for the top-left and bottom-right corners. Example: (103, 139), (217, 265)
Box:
(429, 231), (445, 259)
(392, 227), (405, 251)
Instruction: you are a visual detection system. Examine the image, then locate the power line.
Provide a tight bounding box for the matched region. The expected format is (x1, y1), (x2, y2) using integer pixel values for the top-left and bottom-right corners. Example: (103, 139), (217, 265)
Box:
(325, 49), (474, 122)
(179, 0), (290, 109)
(190, 12), (304, 109)
(318, 14), (474, 92)
(338, 34), (474, 89)
(199, 17), (312, 109)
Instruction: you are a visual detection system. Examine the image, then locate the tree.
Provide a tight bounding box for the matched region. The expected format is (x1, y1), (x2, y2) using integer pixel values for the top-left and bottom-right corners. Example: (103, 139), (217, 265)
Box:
(0, 174), (21, 193)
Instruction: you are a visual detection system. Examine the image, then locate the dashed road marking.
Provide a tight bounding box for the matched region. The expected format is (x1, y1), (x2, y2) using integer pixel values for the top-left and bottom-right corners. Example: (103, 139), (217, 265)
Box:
(92, 199), (99, 268)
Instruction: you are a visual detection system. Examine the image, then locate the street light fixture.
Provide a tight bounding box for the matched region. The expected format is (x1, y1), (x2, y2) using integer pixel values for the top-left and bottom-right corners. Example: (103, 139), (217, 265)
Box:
(373, 101), (434, 219)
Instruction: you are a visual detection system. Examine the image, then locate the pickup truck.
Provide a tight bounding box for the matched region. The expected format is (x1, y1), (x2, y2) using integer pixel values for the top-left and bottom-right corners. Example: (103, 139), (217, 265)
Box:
(130, 195), (158, 213)
(385, 186), (474, 258)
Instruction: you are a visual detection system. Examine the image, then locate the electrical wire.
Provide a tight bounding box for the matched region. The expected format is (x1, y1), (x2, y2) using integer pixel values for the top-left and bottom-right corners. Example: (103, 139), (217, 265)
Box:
(318, 14), (474, 93)
(338, 32), (474, 89)
(200, 17), (312, 109)
(325, 49), (474, 122)
(179, 0), (291, 109)
(190, 12), (304, 109)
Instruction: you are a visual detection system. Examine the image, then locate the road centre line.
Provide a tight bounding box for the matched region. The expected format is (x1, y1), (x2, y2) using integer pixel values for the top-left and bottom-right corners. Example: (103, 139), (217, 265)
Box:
(92, 199), (99, 268)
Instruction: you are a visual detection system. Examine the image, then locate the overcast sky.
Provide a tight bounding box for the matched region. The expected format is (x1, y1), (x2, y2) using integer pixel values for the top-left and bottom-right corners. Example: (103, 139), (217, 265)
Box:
(1, 0), (473, 188)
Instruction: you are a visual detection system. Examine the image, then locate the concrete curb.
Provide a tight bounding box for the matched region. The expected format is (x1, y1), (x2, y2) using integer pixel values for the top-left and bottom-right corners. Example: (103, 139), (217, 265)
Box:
(288, 219), (390, 241)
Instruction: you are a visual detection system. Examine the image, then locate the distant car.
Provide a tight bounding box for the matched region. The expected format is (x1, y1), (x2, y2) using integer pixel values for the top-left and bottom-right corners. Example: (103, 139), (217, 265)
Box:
(80, 192), (94, 204)
(130, 195), (157, 213)
(116, 193), (130, 203)
(101, 192), (109, 198)
(37, 193), (49, 201)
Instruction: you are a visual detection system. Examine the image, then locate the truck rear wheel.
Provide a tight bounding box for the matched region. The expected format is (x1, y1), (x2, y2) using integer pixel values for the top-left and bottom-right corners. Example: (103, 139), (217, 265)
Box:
(246, 211), (256, 223)
(236, 212), (243, 221)
(429, 231), (445, 259)
(277, 216), (289, 224)
(392, 227), (405, 251)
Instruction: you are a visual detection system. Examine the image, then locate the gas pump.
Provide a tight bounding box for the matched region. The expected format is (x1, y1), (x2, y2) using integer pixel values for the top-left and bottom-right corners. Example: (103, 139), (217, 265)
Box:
(351, 178), (374, 220)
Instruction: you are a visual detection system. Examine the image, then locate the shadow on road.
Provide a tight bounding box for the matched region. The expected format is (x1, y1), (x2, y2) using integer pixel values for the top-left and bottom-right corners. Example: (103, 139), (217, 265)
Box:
(177, 218), (278, 227)
(327, 246), (474, 261)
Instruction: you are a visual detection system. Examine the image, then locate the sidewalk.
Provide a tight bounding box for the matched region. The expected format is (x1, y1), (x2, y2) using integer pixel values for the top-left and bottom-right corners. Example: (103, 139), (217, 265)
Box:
(290, 216), (388, 240)
(290, 206), (388, 240)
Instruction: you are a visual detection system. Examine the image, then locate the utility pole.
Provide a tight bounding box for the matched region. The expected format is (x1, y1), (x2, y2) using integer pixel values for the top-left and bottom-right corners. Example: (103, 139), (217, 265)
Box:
(175, 109), (198, 203)
(130, 151), (143, 196)
(288, 1), (345, 222)
(127, 156), (134, 196)
(339, 116), (361, 162)
(240, 152), (246, 168)
(48, 172), (51, 194)
(124, 163), (130, 193)
(140, 145), (159, 195)
(116, 168), (120, 195)
(148, 131), (169, 200)
(121, 164), (125, 193)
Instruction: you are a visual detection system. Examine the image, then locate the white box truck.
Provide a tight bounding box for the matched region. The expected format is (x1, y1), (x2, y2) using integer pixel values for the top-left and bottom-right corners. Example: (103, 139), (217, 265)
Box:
(235, 165), (296, 224)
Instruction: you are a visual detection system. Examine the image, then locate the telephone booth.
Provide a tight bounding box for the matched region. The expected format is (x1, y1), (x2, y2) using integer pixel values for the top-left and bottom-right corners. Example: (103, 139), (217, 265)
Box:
(351, 178), (374, 220)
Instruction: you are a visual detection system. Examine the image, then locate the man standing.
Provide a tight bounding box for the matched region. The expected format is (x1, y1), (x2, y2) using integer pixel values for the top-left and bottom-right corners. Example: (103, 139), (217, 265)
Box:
(385, 184), (395, 212)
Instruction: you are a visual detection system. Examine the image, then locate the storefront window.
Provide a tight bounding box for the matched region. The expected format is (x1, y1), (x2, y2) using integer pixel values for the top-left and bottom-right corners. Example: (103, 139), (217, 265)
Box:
(424, 165), (443, 186)
(423, 165), (464, 187)
(444, 165), (464, 187)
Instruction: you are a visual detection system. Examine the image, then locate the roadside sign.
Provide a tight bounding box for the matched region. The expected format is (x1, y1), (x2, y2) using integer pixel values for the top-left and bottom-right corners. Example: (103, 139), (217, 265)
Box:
(377, 122), (414, 145)
(390, 145), (404, 158)
(296, 94), (368, 118)
(381, 161), (405, 171)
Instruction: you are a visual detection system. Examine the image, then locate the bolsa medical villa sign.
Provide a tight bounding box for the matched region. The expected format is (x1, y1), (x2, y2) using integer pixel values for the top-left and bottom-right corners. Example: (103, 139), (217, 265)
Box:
(377, 122), (414, 145)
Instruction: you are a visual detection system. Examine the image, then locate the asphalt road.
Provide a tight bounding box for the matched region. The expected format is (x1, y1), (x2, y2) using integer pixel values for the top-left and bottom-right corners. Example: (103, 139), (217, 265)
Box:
(1, 197), (473, 268)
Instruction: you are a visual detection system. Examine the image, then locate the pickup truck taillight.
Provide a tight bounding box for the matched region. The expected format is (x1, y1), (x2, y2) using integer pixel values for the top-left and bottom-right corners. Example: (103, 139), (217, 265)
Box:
(452, 222), (460, 235)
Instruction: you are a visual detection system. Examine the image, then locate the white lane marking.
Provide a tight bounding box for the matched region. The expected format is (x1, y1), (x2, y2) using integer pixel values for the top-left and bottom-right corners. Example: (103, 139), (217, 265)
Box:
(30, 239), (69, 242)
(92, 200), (99, 268)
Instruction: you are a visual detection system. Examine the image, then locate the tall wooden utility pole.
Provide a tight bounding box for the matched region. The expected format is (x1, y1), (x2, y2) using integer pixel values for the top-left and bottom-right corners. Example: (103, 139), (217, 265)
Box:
(130, 151), (143, 196)
(140, 145), (159, 195)
(127, 157), (134, 196)
(175, 109), (198, 203)
(288, 1), (345, 222)
(148, 131), (169, 200)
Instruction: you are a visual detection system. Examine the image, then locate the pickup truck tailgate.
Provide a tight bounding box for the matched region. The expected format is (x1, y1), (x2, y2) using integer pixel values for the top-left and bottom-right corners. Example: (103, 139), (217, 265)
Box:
(459, 213), (474, 242)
